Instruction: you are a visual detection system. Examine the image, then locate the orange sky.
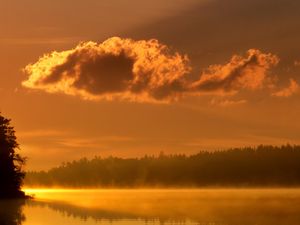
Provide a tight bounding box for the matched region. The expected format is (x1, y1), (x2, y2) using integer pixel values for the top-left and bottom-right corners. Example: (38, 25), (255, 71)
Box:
(1, 0), (300, 170)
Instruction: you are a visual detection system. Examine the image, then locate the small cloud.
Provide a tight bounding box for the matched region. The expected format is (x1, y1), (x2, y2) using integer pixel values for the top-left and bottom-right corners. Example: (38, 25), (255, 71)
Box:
(18, 129), (69, 138)
(57, 136), (134, 148)
(210, 98), (247, 107)
(190, 49), (279, 96)
(272, 79), (299, 97)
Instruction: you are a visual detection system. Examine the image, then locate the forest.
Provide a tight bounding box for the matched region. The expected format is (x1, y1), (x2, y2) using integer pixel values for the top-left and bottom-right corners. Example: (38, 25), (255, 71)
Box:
(25, 145), (300, 187)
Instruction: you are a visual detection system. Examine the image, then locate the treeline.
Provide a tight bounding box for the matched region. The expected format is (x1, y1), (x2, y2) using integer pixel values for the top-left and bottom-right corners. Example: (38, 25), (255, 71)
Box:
(25, 145), (300, 187)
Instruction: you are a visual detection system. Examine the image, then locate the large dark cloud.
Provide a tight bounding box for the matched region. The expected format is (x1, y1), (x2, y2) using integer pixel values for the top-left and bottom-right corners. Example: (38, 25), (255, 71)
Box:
(23, 37), (191, 102)
(45, 51), (135, 95)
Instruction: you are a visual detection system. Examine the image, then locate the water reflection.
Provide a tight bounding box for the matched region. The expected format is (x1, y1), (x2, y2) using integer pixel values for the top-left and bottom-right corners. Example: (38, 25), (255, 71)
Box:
(23, 189), (300, 225)
(3, 189), (300, 225)
(27, 200), (138, 221)
(0, 199), (26, 225)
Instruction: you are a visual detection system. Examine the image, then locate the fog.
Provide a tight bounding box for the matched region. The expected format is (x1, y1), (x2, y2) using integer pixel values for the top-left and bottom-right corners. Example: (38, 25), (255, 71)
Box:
(20, 188), (300, 225)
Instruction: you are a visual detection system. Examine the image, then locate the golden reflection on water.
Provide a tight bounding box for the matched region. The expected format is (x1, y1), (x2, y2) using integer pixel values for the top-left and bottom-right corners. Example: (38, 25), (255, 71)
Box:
(21, 188), (300, 225)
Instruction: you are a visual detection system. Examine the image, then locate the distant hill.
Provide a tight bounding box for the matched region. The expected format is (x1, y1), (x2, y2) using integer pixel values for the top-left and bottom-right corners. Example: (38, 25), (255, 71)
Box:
(25, 145), (300, 187)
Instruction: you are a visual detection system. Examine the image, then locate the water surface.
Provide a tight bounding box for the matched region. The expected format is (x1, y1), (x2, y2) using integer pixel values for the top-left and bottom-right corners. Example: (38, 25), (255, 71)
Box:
(1, 189), (300, 225)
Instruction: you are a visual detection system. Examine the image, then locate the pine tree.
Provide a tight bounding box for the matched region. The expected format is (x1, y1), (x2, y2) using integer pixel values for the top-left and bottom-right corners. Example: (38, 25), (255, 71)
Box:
(0, 113), (26, 198)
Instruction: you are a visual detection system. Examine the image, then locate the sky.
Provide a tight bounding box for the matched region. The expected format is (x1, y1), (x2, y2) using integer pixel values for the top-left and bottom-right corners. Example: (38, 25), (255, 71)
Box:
(1, 0), (300, 170)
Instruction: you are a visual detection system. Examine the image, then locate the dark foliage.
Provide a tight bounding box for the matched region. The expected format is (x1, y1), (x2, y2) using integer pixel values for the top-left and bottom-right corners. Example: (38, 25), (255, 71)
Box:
(0, 114), (26, 198)
(26, 145), (300, 187)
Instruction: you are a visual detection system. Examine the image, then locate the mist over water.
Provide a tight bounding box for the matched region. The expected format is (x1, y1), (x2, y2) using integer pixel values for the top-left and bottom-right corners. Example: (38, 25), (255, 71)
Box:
(0, 189), (298, 225)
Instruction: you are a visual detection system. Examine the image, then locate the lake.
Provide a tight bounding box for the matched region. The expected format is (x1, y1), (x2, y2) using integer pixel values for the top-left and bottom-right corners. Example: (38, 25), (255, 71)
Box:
(1, 189), (300, 225)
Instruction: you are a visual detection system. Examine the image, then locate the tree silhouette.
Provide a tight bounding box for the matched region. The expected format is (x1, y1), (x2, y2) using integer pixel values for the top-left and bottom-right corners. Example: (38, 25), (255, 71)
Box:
(0, 113), (26, 198)
(26, 145), (300, 187)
